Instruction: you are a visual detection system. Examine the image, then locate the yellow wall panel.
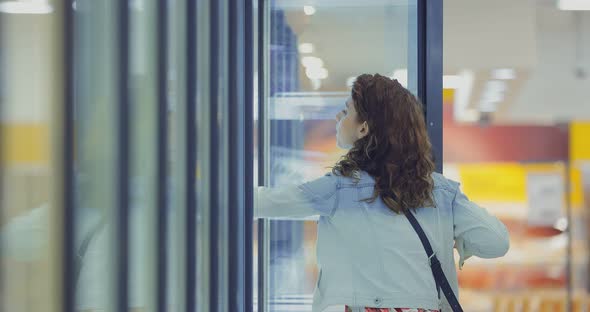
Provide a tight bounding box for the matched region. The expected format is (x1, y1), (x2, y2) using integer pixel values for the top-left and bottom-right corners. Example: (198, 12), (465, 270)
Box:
(570, 167), (583, 209)
(571, 122), (590, 161)
(458, 163), (528, 203)
(1, 124), (50, 165)
(570, 121), (590, 209)
(443, 88), (454, 103)
(458, 162), (577, 207)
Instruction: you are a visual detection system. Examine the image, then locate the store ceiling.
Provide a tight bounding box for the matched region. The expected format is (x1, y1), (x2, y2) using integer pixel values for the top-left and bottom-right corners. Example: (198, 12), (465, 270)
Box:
(280, 0), (590, 124)
(3, 0), (589, 124)
(448, 0), (590, 125)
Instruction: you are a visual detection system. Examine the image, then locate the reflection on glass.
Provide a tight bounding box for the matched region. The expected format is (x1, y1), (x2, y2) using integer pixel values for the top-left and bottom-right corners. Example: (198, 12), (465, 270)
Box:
(72, 0), (117, 311)
(195, 1), (211, 311)
(215, 1), (230, 311)
(129, 0), (158, 310)
(0, 1), (61, 310)
(263, 1), (417, 311)
(166, 0), (187, 309)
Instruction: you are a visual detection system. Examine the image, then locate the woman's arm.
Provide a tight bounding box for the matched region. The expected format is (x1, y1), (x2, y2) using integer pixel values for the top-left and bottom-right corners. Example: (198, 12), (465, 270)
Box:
(452, 186), (510, 268)
(254, 186), (319, 220)
(254, 173), (339, 220)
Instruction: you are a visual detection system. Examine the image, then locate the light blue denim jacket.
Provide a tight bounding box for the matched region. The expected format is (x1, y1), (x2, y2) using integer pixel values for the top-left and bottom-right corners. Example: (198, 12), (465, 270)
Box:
(254, 171), (510, 312)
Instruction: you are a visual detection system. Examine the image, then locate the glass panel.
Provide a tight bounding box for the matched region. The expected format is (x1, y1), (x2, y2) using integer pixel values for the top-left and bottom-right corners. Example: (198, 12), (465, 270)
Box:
(129, 0), (158, 310)
(0, 1), (62, 311)
(166, 0), (187, 310)
(261, 1), (417, 311)
(196, 0), (211, 311)
(216, 1), (230, 311)
(252, 1), (264, 310)
(72, 0), (118, 311)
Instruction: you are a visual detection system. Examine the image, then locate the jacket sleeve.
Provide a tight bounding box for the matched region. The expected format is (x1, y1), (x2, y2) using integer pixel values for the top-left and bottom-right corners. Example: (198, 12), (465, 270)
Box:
(452, 183), (510, 269)
(254, 173), (339, 219)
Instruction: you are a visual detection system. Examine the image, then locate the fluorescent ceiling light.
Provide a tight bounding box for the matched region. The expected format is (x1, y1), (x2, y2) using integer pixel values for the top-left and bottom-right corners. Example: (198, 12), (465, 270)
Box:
(492, 68), (516, 80)
(305, 67), (328, 80)
(479, 80), (507, 112)
(454, 70), (477, 122)
(298, 43), (314, 54)
(303, 5), (316, 15)
(479, 101), (497, 113)
(301, 56), (324, 68)
(391, 69), (408, 88)
(443, 75), (461, 89)
(558, 0), (590, 10)
(486, 80), (507, 92)
(310, 78), (322, 90)
(0, 0), (53, 14)
(481, 80), (506, 102)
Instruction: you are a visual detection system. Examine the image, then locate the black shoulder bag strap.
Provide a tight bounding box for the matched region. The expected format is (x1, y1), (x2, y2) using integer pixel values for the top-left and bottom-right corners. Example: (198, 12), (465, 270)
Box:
(404, 210), (464, 312)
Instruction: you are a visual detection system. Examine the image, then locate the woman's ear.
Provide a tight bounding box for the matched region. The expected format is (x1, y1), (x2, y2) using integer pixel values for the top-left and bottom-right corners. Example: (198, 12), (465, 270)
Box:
(357, 121), (369, 139)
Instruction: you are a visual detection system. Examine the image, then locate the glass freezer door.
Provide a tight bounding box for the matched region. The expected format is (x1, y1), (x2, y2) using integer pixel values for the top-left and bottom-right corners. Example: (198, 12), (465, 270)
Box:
(254, 1), (442, 311)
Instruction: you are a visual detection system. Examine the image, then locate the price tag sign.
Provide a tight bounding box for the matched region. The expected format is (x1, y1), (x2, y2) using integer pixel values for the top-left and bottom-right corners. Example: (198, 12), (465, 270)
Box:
(527, 173), (564, 227)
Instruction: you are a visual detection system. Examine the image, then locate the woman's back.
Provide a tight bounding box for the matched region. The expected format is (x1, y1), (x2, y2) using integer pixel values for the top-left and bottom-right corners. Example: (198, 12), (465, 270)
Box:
(255, 170), (509, 312)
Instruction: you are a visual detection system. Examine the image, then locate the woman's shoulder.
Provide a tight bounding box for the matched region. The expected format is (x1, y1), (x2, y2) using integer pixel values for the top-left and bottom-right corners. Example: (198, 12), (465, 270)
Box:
(330, 169), (376, 187)
(431, 172), (459, 194)
(325, 170), (460, 192)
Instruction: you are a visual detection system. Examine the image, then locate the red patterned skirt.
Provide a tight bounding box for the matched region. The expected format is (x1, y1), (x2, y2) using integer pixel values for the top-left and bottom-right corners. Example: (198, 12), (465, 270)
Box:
(345, 307), (439, 312)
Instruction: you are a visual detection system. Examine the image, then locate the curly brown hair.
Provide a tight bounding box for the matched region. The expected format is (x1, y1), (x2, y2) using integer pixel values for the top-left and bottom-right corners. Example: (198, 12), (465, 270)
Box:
(332, 73), (436, 213)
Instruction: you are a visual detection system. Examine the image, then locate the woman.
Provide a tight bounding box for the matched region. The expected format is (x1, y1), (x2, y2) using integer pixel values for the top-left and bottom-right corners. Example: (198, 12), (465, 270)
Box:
(254, 74), (510, 312)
